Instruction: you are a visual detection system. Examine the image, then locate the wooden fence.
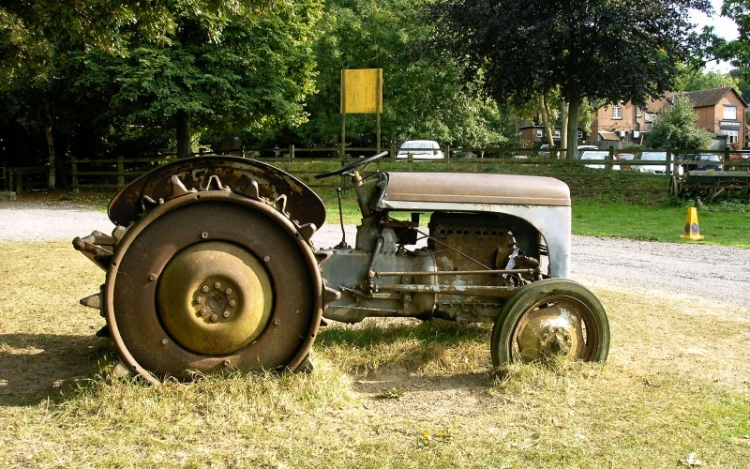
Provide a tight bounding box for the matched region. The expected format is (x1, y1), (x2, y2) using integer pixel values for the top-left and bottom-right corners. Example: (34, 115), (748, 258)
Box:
(35, 146), (750, 195)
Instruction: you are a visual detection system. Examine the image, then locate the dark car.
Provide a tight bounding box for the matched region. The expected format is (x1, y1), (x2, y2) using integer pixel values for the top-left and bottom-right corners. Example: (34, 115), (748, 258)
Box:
(684, 154), (723, 172)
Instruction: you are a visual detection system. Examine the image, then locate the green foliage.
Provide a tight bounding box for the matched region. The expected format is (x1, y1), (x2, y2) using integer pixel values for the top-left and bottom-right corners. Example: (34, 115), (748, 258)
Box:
(287, 0), (522, 149)
(675, 65), (739, 92)
(75, 1), (322, 147)
(426, 0), (711, 157)
(644, 95), (713, 151)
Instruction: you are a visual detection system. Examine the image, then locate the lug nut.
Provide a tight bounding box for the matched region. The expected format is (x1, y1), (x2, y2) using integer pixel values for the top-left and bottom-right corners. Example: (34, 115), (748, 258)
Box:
(161, 338), (168, 345)
(228, 300), (236, 307)
(214, 282), (221, 289)
(148, 273), (157, 282)
(223, 359), (231, 367)
(200, 308), (208, 316)
(225, 288), (232, 295)
(201, 232), (208, 239)
(195, 297), (203, 304)
(273, 319), (281, 326)
(263, 256), (270, 262)
(211, 314), (218, 322)
(223, 311), (230, 318)
(202, 285), (209, 293)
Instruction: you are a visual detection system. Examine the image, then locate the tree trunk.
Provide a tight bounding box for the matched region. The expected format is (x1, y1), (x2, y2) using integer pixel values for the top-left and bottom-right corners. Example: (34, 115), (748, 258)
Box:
(538, 94), (555, 148)
(560, 98), (568, 158)
(44, 125), (56, 188)
(176, 110), (191, 158)
(566, 98), (580, 160)
(44, 99), (56, 189)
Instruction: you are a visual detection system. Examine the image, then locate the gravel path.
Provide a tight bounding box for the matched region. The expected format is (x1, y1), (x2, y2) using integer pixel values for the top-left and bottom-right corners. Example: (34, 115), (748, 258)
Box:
(2, 201), (748, 310)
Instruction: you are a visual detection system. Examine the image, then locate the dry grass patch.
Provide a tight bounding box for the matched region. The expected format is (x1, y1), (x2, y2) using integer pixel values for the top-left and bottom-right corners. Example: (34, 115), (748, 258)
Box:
(1, 241), (750, 468)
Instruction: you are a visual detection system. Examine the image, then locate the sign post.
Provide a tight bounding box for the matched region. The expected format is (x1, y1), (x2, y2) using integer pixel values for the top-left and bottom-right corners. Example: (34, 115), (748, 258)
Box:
(340, 69), (383, 157)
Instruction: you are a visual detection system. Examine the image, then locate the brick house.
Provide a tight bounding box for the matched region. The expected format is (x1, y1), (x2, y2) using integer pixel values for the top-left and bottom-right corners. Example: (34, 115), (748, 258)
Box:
(589, 87), (747, 149)
(518, 125), (585, 147)
(677, 87), (747, 149)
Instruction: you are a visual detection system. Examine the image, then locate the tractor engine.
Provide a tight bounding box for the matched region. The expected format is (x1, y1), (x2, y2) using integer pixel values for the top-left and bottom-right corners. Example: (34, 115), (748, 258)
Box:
(319, 210), (547, 324)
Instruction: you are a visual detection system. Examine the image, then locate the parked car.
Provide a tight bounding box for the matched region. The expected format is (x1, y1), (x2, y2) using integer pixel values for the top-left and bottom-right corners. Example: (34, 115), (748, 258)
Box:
(683, 154), (723, 172)
(576, 145), (599, 157)
(616, 153), (635, 170)
(580, 150), (619, 170)
(634, 151), (670, 175)
(396, 140), (445, 159)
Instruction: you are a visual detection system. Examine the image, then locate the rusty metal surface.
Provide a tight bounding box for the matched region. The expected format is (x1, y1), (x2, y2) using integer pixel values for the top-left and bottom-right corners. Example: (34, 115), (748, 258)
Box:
(513, 295), (588, 362)
(108, 156), (325, 229)
(104, 190), (323, 380)
(380, 172), (571, 207)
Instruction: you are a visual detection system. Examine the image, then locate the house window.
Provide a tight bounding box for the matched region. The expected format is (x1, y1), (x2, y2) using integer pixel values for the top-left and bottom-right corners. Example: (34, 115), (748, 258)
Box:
(612, 105), (622, 119)
(723, 106), (737, 120)
(636, 107), (642, 118)
(536, 129), (543, 138)
(721, 129), (739, 144)
(554, 130), (561, 138)
(577, 131), (583, 139)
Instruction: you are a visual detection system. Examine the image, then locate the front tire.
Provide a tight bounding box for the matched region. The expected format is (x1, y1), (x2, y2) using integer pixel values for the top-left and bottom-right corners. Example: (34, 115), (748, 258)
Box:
(491, 279), (609, 367)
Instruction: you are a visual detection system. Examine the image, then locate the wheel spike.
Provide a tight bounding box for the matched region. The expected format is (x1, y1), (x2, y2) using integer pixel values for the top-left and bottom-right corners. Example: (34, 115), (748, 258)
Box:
(271, 194), (287, 213)
(169, 175), (190, 198)
(242, 180), (261, 200)
(139, 195), (158, 214)
(205, 175), (225, 191)
(79, 293), (102, 310)
(296, 222), (317, 241)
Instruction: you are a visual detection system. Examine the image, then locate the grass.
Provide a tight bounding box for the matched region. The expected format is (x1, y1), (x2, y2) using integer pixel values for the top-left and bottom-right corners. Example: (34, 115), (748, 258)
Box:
(3, 166), (750, 466)
(573, 198), (750, 248)
(1, 242), (750, 468)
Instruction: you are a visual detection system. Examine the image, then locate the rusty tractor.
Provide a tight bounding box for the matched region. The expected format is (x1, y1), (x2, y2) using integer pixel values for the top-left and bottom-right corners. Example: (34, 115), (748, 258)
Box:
(74, 152), (610, 382)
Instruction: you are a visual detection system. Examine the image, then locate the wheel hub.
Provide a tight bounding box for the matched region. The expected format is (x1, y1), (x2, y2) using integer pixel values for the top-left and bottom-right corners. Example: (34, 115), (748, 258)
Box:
(515, 300), (585, 363)
(157, 241), (273, 355)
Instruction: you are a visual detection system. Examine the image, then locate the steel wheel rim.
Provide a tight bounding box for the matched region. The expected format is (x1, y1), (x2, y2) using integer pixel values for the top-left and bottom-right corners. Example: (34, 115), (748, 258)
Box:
(157, 241), (273, 356)
(510, 294), (598, 363)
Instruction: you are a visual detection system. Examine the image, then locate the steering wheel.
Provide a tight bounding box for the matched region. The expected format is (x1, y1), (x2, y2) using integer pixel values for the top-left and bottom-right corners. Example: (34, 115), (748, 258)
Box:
(314, 151), (389, 179)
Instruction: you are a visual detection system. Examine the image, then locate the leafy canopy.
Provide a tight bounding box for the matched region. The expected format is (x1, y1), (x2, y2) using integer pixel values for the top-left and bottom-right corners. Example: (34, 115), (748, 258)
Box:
(645, 95), (713, 151)
(425, 0), (711, 156)
(287, 0), (523, 149)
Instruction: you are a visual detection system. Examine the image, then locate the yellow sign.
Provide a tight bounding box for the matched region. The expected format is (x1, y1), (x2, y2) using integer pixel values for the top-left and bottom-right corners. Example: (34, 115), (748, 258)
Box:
(340, 69), (383, 114)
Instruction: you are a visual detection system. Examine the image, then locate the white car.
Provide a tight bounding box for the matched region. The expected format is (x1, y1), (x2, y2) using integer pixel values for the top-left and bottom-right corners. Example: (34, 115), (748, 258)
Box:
(396, 140), (445, 159)
(579, 150), (619, 170)
(635, 151), (682, 176)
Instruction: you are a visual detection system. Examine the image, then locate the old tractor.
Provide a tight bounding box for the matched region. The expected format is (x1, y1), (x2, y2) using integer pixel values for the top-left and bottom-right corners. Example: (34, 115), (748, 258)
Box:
(73, 152), (610, 382)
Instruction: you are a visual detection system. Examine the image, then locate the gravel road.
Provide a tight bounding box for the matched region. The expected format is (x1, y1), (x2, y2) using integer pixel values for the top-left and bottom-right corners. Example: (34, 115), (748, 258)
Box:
(2, 201), (748, 310)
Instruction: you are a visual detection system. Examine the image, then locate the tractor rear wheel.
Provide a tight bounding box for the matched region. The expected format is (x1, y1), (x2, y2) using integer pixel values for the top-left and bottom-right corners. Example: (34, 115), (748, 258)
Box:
(103, 191), (322, 381)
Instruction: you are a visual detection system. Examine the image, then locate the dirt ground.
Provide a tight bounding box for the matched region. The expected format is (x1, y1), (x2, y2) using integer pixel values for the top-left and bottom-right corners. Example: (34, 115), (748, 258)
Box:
(1, 201), (749, 405)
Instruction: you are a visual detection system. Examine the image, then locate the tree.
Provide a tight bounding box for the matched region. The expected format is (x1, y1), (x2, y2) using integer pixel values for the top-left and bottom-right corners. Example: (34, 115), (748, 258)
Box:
(0, 1), (185, 187)
(425, 0), (711, 158)
(644, 95), (713, 151)
(676, 65), (739, 92)
(75, 1), (322, 158)
(287, 0), (523, 151)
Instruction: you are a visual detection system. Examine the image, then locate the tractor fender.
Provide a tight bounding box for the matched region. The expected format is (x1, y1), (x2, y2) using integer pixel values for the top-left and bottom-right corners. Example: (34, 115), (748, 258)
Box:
(107, 155), (326, 229)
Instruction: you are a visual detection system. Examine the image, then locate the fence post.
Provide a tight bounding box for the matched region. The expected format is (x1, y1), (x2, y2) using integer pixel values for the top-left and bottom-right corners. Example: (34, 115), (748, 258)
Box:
(666, 151), (672, 177)
(289, 144), (295, 159)
(72, 157), (79, 193)
(408, 153), (413, 172)
(117, 155), (125, 189)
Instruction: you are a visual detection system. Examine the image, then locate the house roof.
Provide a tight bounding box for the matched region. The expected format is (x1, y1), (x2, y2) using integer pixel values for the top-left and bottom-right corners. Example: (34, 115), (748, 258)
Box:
(676, 87), (748, 108)
(646, 93), (674, 113)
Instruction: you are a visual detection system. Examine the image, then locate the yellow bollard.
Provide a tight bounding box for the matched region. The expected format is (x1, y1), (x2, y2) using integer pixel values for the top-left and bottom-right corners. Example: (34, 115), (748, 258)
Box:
(680, 207), (704, 240)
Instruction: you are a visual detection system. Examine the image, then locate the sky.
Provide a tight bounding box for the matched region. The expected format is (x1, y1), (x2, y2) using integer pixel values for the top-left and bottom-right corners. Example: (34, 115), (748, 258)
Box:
(690, 0), (740, 72)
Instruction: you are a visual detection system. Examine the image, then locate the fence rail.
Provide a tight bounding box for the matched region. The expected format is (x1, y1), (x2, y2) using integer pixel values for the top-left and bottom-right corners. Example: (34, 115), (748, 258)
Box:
(5, 146), (749, 194)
